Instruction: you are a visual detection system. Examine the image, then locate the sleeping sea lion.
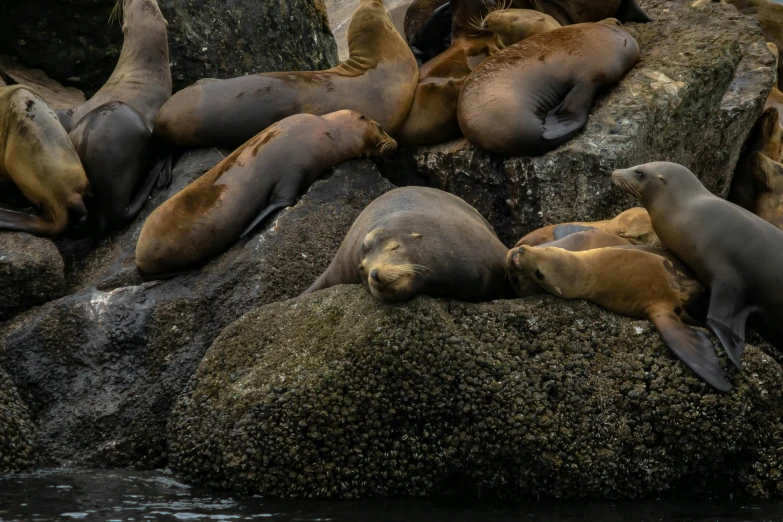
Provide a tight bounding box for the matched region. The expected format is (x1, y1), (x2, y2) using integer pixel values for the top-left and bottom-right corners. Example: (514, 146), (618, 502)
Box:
(457, 19), (640, 156)
(302, 186), (515, 302)
(612, 161), (783, 366)
(748, 152), (783, 230)
(515, 207), (659, 247)
(0, 86), (91, 236)
(526, 0), (651, 25)
(136, 111), (398, 275)
(57, 0), (172, 235)
(511, 243), (730, 392)
(506, 227), (632, 296)
(154, 0), (418, 149)
(396, 7), (559, 146)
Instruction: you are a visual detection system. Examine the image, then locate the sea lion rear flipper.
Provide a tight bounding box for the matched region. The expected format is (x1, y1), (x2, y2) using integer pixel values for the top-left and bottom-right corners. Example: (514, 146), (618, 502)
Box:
(651, 312), (732, 392)
(123, 157), (170, 220)
(157, 155), (174, 189)
(0, 207), (64, 236)
(542, 82), (596, 141)
(616, 0), (652, 23)
(705, 283), (753, 369)
(240, 200), (294, 238)
(552, 224), (598, 240)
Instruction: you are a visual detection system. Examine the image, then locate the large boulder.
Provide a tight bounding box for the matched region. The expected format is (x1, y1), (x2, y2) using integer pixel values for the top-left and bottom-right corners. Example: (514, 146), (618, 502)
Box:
(0, 0), (338, 95)
(0, 367), (36, 473)
(0, 232), (65, 322)
(168, 285), (783, 499)
(375, 0), (776, 244)
(0, 157), (394, 468)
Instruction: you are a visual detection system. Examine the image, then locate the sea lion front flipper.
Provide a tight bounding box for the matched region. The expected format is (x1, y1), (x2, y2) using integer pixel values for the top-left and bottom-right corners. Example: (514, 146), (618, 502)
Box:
(240, 201), (294, 238)
(552, 224), (598, 240)
(542, 82), (596, 141)
(616, 0), (652, 23)
(0, 207), (63, 236)
(651, 311), (732, 392)
(705, 282), (753, 369)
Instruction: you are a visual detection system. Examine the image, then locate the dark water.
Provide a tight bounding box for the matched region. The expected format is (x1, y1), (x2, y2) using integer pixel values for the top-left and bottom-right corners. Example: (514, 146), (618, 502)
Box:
(2, 471), (783, 522)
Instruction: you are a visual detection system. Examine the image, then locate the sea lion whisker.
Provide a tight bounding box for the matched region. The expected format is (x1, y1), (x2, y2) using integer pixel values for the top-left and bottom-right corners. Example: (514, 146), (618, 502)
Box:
(109, 0), (123, 26)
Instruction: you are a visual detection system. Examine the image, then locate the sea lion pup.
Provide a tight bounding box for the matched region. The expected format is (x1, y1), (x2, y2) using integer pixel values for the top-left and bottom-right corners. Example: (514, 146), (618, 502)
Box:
(515, 207), (659, 247)
(457, 20), (640, 157)
(396, 5), (560, 146)
(302, 186), (514, 302)
(511, 244), (730, 392)
(612, 161), (783, 367)
(526, 0), (651, 25)
(57, 0), (172, 235)
(506, 227), (632, 297)
(154, 0), (418, 150)
(136, 111), (397, 276)
(728, 106), (783, 211)
(748, 152), (783, 230)
(0, 86), (91, 236)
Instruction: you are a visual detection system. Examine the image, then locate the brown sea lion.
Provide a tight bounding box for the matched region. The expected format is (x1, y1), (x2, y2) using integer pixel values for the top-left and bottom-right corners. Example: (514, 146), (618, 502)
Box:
(396, 7), (560, 146)
(764, 43), (783, 128)
(56, 0), (172, 236)
(511, 243), (730, 392)
(612, 161), (783, 367)
(729, 106), (783, 211)
(154, 0), (418, 149)
(515, 207), (659, 247)
(302, 186), (514, 302)
(0, 86), (91, 236)
(749, 152), (783, 230)
(457, 20), (640, 157)
(506, 227), (632, 296)
(136, 111), (398, 275)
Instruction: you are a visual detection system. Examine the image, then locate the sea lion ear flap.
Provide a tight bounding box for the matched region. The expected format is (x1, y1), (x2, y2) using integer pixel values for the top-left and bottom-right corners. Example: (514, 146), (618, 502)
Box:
(657, 174), (666, 184)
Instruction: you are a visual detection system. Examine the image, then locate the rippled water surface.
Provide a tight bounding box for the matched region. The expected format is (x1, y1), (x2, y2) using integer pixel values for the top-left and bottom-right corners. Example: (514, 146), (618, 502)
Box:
(2, 470), (783, 522)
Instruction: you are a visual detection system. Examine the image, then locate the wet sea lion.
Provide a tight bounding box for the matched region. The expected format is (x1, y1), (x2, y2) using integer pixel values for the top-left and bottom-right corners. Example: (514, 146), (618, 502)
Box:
(0, 86), (91, 236)
(154, 0), (418, 149)
(457, 20), (640, 156)
(57, 0), (172, 235)
(612, 161), (783, 366)
(515, 207), (659, 247)
(506, 227), (632, 296)
(749, 152), (783, 230)
(729, 107), (783, 211)
(510, 244), (730, 392)
(303, 186), (514, 302)
(136, 111), (398, 275)
(396, 7), (559, 146)
(404, 0), (453, 63)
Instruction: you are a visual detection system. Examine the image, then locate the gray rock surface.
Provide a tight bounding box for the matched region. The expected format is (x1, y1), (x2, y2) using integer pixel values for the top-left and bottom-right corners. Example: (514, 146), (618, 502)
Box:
(0, 155), (394, 468)
(0, 232), (65, 322)
(0, 367), (35, 473)
(169, 285), (783, 499)
(0, 0), (338, 96)
(375, 0), (776, 244)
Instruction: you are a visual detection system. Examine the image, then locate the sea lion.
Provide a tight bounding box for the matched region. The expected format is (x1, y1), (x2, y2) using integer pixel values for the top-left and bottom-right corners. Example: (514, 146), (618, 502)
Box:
(404, 0), (453, 63)
(154, 0), (418, 149)
(748, 152), (783, 230)
(396, 7), (559, 146)
(764, 43), (783, 128)
(510, 244), (730, 392)
(526, 0), (651, 25)
(612, 161), (783, 367)
(457, 20), (640, 157)
(302, 186), (515, 302)
(136, 111), (398, 275)
(506, 227), (632, 296)
(0, 86), (91, 236)
(728, 106), (783, 211)
(515, 207), (659, 247)
(57, 0), (172, 236)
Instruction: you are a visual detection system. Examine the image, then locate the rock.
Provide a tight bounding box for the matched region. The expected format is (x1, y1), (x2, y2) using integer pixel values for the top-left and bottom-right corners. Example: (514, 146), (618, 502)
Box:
(0, 0), (338, 96)
(0, 232), (65, 322)
(0, 55), (85, 110)
(0, 367), (36, 473)
(168, 285), (783, 499)
(0, 156), (394, 468)
(374, 0), (776, 244)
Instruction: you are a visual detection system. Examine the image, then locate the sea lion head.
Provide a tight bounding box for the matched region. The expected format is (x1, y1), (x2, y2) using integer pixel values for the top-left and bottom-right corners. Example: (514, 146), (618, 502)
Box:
(113, 0), (168, 31)
(358, 226), (430, 302)
(510, 245), (586, 299)
(481, 9), (561, 47)
(505, 247), (545, 297)
(324, 110), (398, 157)
(612, 162), (707, 205)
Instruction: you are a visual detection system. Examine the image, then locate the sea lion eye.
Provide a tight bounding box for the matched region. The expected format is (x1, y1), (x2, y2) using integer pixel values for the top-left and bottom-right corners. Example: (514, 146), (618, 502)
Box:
(635, 170), (644, 179)
(390, 244), (400, 251)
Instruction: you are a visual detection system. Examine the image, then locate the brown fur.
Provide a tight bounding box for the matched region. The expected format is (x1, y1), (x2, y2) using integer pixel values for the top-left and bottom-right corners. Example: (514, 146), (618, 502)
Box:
(155, 0), (418, 149)
(0, 86), (90, 236)
(750, 151), (783, 230)
(136, 111), (397, 275)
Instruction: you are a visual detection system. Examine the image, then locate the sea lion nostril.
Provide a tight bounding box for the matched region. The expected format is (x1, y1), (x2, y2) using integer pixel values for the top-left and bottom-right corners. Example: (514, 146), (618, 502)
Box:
(370, 269), (380, 281)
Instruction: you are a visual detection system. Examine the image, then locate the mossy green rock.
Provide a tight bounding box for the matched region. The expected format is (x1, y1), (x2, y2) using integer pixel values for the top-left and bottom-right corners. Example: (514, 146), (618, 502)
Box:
(169, 286), (783, 499)
(0, 367), (35, 473)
